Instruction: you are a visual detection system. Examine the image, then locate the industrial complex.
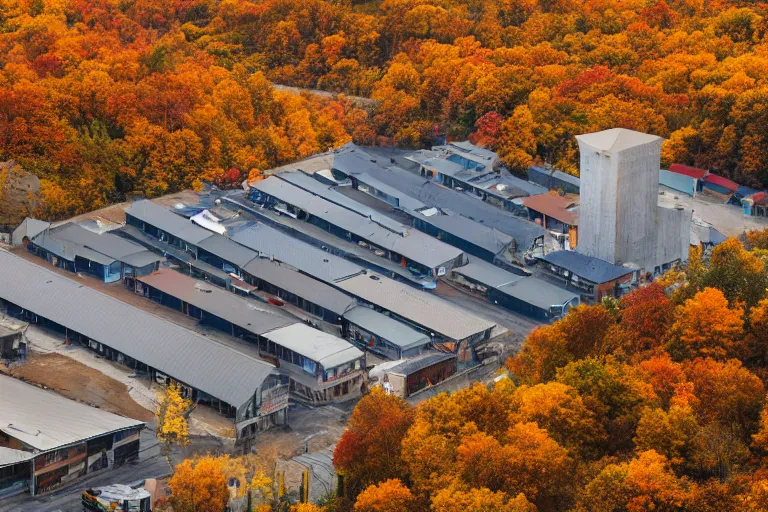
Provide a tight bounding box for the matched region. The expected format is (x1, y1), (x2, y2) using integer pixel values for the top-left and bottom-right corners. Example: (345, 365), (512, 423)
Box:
(0, 127), (721, 500)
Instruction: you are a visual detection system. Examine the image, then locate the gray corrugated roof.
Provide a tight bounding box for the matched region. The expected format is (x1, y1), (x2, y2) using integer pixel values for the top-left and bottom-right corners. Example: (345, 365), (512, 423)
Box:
(452, 261), (525, 288)
(333, 150), (545, 251)
(262, 323), (363, 369)
(528, 166), (581, 188)
(342, 307), (431, 350)
(120, 250), (163, 268)
(229, 223), (364, 283)
(350, 173), (427, 211)
(496, 277), (578, 310)
(538, 251), (637, 283)
(421, 214), (516, 255)
(196, 235), (258, 268)
(38, 223), (162, 268)
(0, 374), (144, 452)
(125, 200), (214, 245)
(52, 223), (150, 260)
(0, 446), (34, 467)
(470, 174), (546, 198)
(252, 177), (464, 269)
(276, 172), (406, 232)
(242, 257), (357, 315)
(137, 269), (295, 335)
(337, 273), (495, 341)
(388, 352), (456, 376)
(0, 250), (276, 407)
(347, 172), (517, 255)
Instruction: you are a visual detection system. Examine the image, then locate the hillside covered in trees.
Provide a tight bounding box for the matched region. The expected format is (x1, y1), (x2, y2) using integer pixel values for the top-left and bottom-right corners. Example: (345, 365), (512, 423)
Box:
(331, 234), (768, 511)
(1, 0), (768, 215)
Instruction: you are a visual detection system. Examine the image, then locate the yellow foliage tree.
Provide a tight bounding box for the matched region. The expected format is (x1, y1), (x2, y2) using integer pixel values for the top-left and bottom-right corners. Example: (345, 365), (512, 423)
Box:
(156, 382), (191, 446)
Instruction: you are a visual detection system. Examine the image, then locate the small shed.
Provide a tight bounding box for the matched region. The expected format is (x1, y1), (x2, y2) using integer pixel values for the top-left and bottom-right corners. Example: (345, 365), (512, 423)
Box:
(702, 173), (739, 198)
(659, 170), (697, 197)
(384, 352), (457, 397)
(0, 317), (26, 362)
(343, 307), (431, 360)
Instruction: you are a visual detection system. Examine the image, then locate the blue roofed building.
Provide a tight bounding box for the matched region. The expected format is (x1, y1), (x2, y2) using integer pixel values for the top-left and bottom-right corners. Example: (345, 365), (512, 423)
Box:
(536, 250), (638, 303)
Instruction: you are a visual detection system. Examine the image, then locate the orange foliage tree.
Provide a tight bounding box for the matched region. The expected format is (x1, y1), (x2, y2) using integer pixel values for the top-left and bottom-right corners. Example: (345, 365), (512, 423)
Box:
(666, 288), (745, 360)
(353, 479), (415, 512)
(333, 388), (414, 495)
(168, 457), (230, 512)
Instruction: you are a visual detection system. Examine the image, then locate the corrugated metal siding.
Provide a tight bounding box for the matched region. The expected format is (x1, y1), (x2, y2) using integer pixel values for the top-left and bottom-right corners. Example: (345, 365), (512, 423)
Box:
(659, 170), (696, 197)
(0, 251), (274, 407)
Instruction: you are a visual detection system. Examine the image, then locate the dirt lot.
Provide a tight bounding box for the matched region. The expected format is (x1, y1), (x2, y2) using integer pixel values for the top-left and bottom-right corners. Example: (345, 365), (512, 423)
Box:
(4, 353), (154, 421)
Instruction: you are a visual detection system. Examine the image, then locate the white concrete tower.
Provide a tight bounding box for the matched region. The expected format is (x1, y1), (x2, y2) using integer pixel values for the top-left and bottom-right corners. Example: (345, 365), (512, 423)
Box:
(576, 128), (663, 270)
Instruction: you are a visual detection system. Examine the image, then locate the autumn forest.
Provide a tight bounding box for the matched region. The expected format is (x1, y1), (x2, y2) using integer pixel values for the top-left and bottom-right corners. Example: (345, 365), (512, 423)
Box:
(0, 0), (768, 218)
(332, 236), (768, 511)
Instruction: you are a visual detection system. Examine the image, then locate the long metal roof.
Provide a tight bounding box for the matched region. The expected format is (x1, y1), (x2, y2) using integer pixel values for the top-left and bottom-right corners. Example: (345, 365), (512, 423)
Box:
(0, 446), (34, 467)
(229, 223), (364, 283)
(137, 269), (296, 335)
(125, 200), (214, 245)
(35, 223), (161, 267)
(333, 150), (545, 251)
(261, 323), (363, 369)
(538, 250), (637, 283)
(196, 234), (259, 268)
(0, 250), (276, 407)
(337, 273), (495, 341)
(452, 261), (525, 288)
(0, 374), (144, 452)
(496, 277), (578, 310)
(242, 257), (357, 315)
(252, 177), (464, 269)
(388, 352), (456, 376)
(342, 307), (431, 350)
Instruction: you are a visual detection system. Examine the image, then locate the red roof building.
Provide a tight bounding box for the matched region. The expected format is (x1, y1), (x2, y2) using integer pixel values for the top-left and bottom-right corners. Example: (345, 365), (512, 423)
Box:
(703, 173), (739, 192)
(669, 163), (707, 180)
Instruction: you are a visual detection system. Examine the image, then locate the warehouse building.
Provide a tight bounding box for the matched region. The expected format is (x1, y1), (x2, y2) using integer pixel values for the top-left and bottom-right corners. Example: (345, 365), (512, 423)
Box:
(273, 170), (520, 271)
(121, 200), (363, 324)
(134, 269), (364, 404)
(0, 374), (145, 497)
(451, 261), (579, 322)
(336, 272), (495, 367)
(342, 307), (432, 360)
(24, 222), (161, 283)
(0, 250), (289, 439)
(249, 176), (465, 279)
(241, 256), (357, 324)
(380, 352), (457, 398)
(260, 324), (366, 403)
(537, 250), (638, 303)
(330, 148), (546, 267)
(125, 199), (214, 257)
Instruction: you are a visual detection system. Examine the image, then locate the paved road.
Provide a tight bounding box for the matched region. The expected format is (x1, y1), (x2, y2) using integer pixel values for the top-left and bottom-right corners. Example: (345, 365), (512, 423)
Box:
(271, 83), (376, 108)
